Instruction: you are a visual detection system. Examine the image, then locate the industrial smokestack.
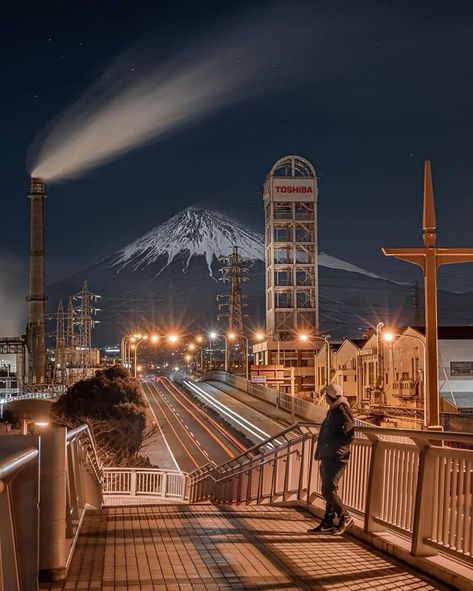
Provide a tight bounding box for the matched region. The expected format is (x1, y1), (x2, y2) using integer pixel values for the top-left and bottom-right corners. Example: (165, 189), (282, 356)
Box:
(26, 177), (47, 383)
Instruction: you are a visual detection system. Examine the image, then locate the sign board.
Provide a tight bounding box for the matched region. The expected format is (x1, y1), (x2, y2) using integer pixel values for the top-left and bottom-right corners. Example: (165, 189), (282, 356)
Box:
(251, 376), (267, 384)
(271, 178), (316, 202)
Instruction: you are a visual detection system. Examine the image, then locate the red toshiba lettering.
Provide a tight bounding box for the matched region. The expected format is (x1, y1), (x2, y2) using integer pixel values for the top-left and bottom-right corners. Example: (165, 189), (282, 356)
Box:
(275, 186), (313, 193)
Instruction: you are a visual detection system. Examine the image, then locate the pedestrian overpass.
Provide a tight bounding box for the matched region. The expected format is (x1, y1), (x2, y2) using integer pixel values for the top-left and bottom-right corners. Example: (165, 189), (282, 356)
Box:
(1, 413), (472, 591)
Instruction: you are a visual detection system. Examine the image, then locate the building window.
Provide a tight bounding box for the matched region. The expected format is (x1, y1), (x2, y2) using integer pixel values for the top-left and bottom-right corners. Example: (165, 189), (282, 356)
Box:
(275, 292), (292, 308)
(274, 227), (291, 242)
(343, 375), (347, 382)
(274, 204), (292, 219)
(274, 248), (292, 264)
(296, 292), (312, 308)
(450, 361), (473, 376)
(275, 270), (291, 286)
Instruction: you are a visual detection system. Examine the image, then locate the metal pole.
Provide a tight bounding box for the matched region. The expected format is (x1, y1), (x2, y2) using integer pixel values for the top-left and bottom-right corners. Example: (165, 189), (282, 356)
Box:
(290, 366), (295, 423)
(39, 425), (67, 582)
(243, 336), (249, 381)
(224, 337), (228, 372)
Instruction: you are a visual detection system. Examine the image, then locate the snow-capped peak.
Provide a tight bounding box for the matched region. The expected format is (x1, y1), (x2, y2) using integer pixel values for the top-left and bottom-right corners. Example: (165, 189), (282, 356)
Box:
(109, 207), (263, 274)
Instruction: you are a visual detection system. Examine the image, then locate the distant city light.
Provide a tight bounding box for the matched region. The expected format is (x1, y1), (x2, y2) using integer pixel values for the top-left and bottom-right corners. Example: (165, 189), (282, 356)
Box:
(150, 335), (159, 343)
(168, 334), (179, 344)
(255, 332), (265, 341)
(209, 331), (217, 340)
(299, 334), (309, 342)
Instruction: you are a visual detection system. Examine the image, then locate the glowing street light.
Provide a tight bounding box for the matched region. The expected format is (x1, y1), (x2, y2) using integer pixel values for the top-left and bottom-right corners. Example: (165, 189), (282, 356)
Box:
(188, 343), (196, 351)
(168, 334), (179, 344)
(195, 335), (204, 344)
(150, 335), (159, 343)
(254, 331), (281, 366)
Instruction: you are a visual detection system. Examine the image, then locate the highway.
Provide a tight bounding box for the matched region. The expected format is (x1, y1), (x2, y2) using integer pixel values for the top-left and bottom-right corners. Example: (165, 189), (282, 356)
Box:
(142, 379), (245, 473)
(142, 377), (287, 473)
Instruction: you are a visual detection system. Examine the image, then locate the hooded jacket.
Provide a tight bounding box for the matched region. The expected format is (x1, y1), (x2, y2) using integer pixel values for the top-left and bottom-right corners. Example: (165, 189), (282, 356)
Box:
(315, 395), (355, 462)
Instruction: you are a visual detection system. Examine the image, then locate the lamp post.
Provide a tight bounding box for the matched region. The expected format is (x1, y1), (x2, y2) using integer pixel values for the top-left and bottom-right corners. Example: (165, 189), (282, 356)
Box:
(383, 331), (427, 427)
(209, 331), (217, 371)
(121, 335), (136, 369)
(299, 333), (331, 387)
(228, 332), (249, 380)
(133, 336), (148, 378)
(255, 332), (280, 366)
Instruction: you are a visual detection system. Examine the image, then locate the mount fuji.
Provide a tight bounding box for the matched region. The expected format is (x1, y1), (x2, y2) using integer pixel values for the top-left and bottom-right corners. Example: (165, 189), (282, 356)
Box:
(48, 207), (473, 344)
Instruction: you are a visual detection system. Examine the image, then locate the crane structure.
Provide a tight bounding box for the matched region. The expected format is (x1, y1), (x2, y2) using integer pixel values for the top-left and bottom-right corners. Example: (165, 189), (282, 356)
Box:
(217, 246), (249, 372)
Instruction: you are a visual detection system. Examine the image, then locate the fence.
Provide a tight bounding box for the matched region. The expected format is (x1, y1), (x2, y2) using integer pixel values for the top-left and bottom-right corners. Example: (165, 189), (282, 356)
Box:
(103, 468), (189, 502)
(0, 423), (103, 591)
(189, 421), (473, 567)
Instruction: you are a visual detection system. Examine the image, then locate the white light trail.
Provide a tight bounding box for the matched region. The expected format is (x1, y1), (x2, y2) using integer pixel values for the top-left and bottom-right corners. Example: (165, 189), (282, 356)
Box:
(184, 380), (280, 446)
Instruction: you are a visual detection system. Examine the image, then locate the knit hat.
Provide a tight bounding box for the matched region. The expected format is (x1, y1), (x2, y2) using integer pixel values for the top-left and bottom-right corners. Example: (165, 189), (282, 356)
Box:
(320, 383), (343, 400)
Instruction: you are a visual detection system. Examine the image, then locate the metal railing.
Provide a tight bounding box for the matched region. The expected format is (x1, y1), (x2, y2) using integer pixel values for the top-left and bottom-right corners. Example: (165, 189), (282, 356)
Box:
(0, 423), (103, 590)
(103, 468), (189, 502)
(189, 421), (473, 568)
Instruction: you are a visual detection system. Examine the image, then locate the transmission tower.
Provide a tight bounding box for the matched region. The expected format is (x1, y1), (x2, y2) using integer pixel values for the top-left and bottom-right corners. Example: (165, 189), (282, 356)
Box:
(66, 297), (76, 349)
(217, 246), (249, 372)
(73, 281), (101, 374)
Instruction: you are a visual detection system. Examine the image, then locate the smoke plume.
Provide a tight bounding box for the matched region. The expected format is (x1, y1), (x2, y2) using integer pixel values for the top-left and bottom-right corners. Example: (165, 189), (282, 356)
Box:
(29, 9), (311, 182)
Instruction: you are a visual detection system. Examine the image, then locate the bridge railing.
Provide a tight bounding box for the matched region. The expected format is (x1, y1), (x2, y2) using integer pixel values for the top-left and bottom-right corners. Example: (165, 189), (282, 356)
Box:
(189, 421), (473, 568)
(103, 468), (189, 502)
(0, 423), (103, 591)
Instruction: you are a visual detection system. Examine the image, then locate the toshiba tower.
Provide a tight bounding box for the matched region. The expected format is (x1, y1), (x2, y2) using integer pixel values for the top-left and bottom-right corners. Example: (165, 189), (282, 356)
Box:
(253, 155), (319, 394)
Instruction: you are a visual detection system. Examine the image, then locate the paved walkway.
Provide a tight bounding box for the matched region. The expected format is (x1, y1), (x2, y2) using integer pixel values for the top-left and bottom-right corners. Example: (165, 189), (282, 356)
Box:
(42, 504), (447, 591)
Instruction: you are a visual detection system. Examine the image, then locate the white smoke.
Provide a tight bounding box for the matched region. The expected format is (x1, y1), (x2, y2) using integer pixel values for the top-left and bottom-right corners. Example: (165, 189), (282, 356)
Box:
(29, 9), (312, 182)
(0, 256), (27, 336)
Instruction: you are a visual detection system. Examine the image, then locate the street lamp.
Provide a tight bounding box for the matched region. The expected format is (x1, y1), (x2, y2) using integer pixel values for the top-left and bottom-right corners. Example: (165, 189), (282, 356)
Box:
(382, 331), (427, 426)
(255, 331), (281, 366)
(299, 333), (332, 387)
(133, 335), (149, 378)
(167, 334), (179, 345)
(208, 331), (217, 370)
(228, 332), (249, 380)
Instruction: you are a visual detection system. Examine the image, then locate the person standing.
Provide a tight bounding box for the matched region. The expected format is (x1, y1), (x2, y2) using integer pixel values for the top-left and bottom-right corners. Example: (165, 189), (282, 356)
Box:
(308, 383), (355, 535)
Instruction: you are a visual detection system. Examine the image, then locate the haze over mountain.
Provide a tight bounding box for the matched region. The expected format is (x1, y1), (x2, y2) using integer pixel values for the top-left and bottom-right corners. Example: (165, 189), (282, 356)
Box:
(48, 208), (473, 344)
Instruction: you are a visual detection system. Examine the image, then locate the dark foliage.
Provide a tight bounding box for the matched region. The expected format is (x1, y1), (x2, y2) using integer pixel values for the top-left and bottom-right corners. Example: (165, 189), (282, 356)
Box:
(51, 365), (150, 466)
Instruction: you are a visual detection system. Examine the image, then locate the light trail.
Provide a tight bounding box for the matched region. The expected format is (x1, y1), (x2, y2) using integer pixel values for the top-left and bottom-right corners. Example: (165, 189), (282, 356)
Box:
(142, 383), (180, 471)
(184, 380), (281, 446)
(158, 378), (237, 458)
(145, 382), (207, 469)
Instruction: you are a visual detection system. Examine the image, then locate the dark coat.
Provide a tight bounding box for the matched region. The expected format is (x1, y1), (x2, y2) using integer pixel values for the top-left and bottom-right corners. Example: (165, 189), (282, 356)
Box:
(315, 398), (355, 462)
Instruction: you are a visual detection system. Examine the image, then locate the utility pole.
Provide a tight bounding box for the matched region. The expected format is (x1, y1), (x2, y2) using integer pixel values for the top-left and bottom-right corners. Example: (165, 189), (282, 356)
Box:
(383, 161), (473, 428)
(217, 246), (249, 373)
(73, 281), (101, 376)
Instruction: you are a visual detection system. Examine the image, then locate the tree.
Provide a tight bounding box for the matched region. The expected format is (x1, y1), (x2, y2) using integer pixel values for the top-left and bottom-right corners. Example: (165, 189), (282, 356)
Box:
(51, 365), (154, 466)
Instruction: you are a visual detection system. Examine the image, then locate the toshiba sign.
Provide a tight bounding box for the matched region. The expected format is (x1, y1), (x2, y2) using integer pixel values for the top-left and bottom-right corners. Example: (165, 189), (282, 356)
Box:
(271, 178), (316, 200)
(275, 186), (313, 194)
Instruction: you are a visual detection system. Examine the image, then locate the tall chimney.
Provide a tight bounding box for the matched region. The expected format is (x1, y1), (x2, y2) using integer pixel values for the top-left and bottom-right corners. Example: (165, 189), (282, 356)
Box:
(27, 177), (47, 383)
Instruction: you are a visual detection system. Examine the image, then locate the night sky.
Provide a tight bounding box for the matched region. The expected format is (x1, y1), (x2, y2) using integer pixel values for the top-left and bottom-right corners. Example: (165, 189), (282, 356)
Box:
(3, 0), (473, 332)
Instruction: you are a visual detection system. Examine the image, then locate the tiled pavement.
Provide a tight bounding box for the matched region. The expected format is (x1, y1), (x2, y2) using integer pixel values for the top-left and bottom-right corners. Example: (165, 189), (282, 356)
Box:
(41, 504), (448, 591)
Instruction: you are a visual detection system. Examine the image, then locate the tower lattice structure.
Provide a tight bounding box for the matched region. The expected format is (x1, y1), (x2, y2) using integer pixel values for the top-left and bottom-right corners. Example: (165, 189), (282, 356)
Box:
(217, 246), (249, 371)
(73, 281), (101, 373)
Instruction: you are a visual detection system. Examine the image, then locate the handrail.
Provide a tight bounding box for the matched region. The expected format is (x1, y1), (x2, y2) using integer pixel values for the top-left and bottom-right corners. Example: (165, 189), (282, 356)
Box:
(0, 448), (39, 481)
(357, 425), (473, 443)
(189, 421), (319, 478)
(66, 424), (102, 483)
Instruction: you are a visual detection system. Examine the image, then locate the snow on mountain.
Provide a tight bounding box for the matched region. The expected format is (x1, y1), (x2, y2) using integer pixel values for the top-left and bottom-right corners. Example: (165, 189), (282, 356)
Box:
(109, 207), (264, 274)
(108, 207), (397, 283)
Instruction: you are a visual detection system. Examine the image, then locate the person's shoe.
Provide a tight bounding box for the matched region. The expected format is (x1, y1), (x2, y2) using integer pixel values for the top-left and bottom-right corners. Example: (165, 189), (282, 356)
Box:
(332, 516), (354, 536)
(307, 521), (335, 534)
